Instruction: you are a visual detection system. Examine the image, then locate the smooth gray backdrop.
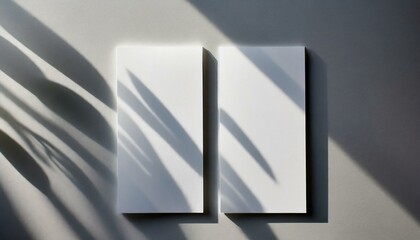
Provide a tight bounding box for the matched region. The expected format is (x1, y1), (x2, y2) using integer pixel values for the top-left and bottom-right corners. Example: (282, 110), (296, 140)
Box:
(0, 1), (419, 239)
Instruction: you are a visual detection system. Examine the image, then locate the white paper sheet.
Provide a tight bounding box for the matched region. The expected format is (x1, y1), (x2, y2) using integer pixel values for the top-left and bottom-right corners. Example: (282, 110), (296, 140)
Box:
(117, 46), (203, 213)
(219, 46), (306, 213)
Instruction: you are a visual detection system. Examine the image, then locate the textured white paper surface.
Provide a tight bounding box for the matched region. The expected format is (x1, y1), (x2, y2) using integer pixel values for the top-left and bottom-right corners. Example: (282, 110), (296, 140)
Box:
(117, 46), (203, 213)
(219, 46), (306, 213)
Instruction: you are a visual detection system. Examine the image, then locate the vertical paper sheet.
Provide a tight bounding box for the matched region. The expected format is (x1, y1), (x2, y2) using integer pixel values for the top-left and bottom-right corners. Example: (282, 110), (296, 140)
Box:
(219, 46), (306, 213)
(117, 46), (203, 213)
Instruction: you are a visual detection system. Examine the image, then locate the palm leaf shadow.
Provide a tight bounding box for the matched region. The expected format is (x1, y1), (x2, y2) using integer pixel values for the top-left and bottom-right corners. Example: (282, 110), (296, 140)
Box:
(220, 109), (276, 181)
(0, 36), (114, 151)
(0, 107), (125, 239)
(0, 127), (95, 240)
(0, 0), (114, 108)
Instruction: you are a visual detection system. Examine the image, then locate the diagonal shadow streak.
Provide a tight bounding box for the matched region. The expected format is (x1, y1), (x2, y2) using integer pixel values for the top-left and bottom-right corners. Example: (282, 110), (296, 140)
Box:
(240, 47), (305, 110)
(0, 0), (114, 108)
(220, 157), (264, 213)
(220, 109), (276, 181)
(0, 36), (114, 151)
(129, 71), (203, 170)
(0, 107), (125, 240)
(0, 186), (32, 240)
(118, 108), (191, 211)
(220, 156), (277, 239)
(118, 72), (203, 176)
(117, 83), (175, 150)
(118, 133), (151, 175)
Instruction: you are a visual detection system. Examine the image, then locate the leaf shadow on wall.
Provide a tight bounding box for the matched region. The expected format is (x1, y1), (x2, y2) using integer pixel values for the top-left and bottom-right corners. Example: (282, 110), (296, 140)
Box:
(0, 178), (32, 240)
(0, 0), (115, 109)
(0, 2), (125, 239)
(0, 82), (125, 240)
(118, 72), (203, 177)
(220, 110), (276, 182)
(117, 107), (191, 212)
(0, 127), (96, 240)
(0, 36), (115, 151)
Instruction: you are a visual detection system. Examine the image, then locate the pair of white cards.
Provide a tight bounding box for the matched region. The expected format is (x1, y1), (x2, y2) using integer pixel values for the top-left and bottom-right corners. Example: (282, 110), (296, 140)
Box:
(117, 46), (306, 213)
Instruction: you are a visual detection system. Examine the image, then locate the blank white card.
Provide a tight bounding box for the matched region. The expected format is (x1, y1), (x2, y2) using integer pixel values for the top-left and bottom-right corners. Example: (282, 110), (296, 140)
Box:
(219, 46), (306, 213)
(117, 46), (203, 213)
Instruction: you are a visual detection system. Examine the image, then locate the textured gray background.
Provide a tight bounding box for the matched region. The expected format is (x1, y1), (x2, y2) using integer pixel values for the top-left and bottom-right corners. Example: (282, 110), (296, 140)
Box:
(0, 0), (419, 239)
